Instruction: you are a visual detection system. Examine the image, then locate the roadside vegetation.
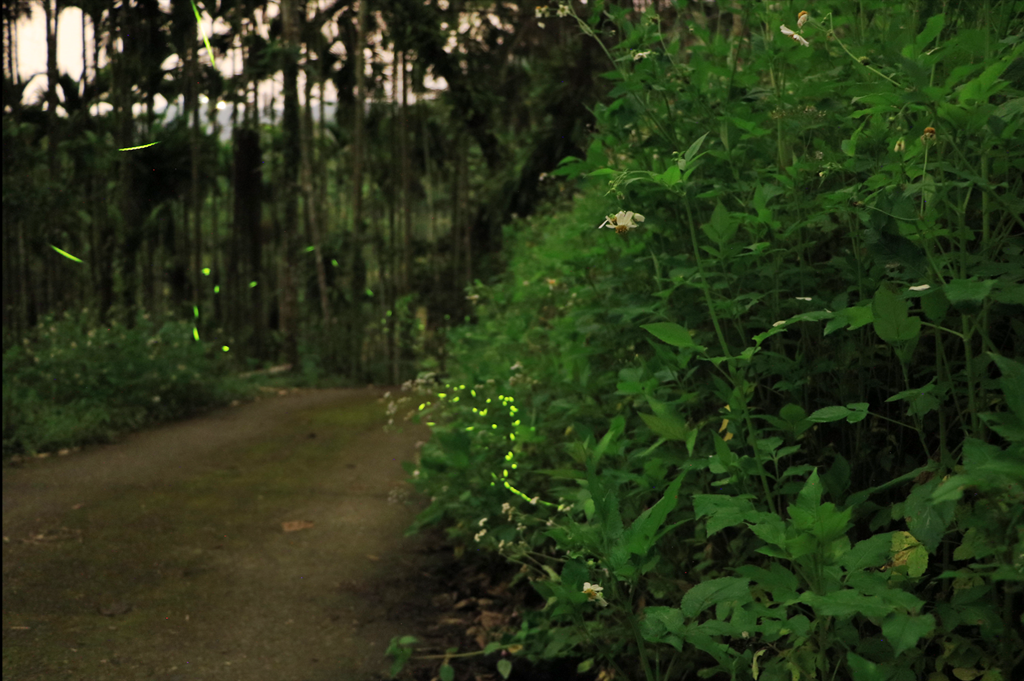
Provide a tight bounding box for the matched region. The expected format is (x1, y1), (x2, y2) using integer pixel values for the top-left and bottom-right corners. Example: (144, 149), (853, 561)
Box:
(388, 1), (1024, 680)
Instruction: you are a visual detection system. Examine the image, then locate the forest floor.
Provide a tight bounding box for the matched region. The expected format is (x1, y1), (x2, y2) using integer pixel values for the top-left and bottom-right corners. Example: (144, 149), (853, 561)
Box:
(1, 387), (519, 681)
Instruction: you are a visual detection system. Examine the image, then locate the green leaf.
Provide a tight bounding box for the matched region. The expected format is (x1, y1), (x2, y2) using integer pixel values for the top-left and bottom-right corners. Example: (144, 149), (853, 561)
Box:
(642, 322), (699, 348)
(497, 658), (513, 679)
(440, 663), (455, 681)
(793, 468), (822, 511)
(846, 651), (896, 681)
(736, 562), (799, 600)
(694, 494), (758, 536)
(798, 589), (893, 618)
(840, 533), (892, 572)
(657, 164), (682, 187)
(990, 353), (1024, 421)
(807, 406), (853, 422)
(639, 412), (694, 443)
(684, 131), (711, 165)
(679, 577), (751, 618)
(915, 13), (946, 53)
(824, 304), (874, 335)
(873, 284), (921, 343)
(620, 473), (687, 556)
(561, 559), (589, 592)
(702, 201), (736, 244)
(882, 612), (935, 657)
(943, 278), (995, 313)
(903, 479), (954, 553)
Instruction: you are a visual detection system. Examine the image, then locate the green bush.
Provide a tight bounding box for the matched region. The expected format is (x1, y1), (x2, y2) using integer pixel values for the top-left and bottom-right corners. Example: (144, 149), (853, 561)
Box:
(391, 1), (1024, 680)
(2, 308), (255, 456)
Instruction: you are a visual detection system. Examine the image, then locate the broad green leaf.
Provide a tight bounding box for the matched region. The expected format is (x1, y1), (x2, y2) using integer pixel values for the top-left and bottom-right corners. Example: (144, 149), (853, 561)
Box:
(736, 562), (799, 599)
(840, 533), (892, 572)
(679, 577), (751, 618)
(890, 531), (929, 578)
(903, 480), (954, 553)
(694, 494), (758, 536)
(793, 468), (822, 511)
(915, 13), (946, 53)
(560, 559), (589, 591)
(642, 322), (700, 348)
(497, 658), (513, 679)
(846, 652), (896, 681)
(882, 612), (935, 657)
(990, 353), (1024, 421)
(639, 412), (693, 442)
(798, 589), (893, 618)
(943, 278), (995, 313)
(639, 606), (685, 650)
(824, 304), (874, 335)
(873, 284), (921, 343)
(807, 406), (853, 422)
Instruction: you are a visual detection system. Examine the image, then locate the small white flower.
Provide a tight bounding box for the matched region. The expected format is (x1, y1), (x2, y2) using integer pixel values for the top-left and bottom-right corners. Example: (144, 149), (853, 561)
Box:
(474, 529), (487, 542)
(797, 11), (809, 29)
(909, 284), (931, 292)
(598, 210), (646, 234)
(894, 138), (906, 153)
(582, 582), (609, 607)
(530, 496), (540, 505)
(479, 517), (488, 527)
(772, 320), (787, 327)
(466, 293), (480, 302)
(556, 4), (570, 18)
(795, 297), (812, 301)
(510, 362), (523, 371)
(780, 25), (810, 47)
(633, 50), (652, 61)
(152, 396), (161, 404)
(501, 502), (512, 514)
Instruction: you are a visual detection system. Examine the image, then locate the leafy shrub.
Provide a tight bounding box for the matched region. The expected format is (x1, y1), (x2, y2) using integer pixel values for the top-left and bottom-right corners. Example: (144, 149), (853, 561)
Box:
(391, 1), (1024, 680)
(2, 308), (255, 456)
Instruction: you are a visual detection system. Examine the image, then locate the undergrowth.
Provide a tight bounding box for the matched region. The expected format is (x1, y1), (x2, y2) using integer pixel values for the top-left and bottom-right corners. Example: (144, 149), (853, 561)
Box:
(389, 1), (1024, 680)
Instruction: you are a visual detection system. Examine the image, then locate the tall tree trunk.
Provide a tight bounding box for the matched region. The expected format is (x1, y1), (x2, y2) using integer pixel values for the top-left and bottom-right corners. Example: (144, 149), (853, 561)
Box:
(300, 40), (331, 334)
(349, 0), (369, 379)
(279, 0), (302, 368)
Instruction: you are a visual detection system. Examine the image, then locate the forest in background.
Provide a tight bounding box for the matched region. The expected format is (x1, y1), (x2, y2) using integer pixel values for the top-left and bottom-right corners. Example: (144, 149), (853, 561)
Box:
(2, 0), (610, 382)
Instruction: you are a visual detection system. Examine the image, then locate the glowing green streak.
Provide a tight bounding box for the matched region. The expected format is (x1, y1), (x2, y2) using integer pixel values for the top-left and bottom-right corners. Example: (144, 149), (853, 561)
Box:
(190, 0), (216, 69)
(49, 245), (83, 263)
(118, 142), (160, 151)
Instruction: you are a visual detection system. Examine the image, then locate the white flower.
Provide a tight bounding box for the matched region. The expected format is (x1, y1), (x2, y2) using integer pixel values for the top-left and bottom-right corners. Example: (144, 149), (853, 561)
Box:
(510, 362), (523, 371)
(530, 496), (540, 505)
(894, 139), (906, 153)
(633, 50), (652, 61)
(909, 284), (931, 292)
(794, 297), (812, 301)
(598, 210), (646, 234)
(582, 582), (609, 607)
(797, 11), (809, 29)
(780, 25), (810, 47)
(474, 529), (487, 542)
(479, 517), (488, 527)
(772, 320), (787, 327)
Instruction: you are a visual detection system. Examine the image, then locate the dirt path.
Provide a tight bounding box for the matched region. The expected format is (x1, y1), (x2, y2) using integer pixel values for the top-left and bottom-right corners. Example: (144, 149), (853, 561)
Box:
(2, 387), (443, 681)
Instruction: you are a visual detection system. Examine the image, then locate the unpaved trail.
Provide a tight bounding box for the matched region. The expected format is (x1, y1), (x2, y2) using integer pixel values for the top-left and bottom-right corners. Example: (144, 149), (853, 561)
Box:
(2, 387), (441, 681)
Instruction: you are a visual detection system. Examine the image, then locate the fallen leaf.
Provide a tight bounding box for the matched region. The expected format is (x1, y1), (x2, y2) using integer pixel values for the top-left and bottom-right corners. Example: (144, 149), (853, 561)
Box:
(282, 521), (314, 533)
